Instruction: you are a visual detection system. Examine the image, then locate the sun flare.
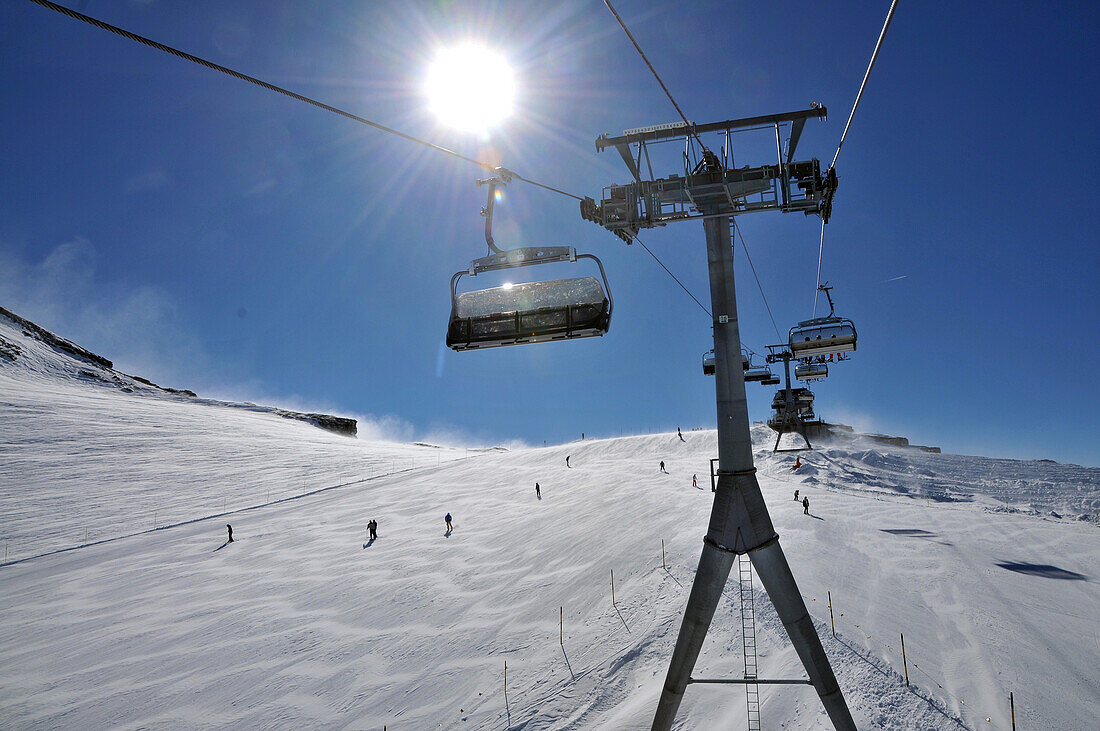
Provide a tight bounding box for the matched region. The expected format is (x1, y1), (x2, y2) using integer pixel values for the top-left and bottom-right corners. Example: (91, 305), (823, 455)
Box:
(425, 44), (516, 133)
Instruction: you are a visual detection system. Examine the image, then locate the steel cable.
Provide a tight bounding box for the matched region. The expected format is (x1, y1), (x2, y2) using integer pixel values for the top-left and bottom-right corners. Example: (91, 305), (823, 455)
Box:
(24, 0), (584, 201)
(831, 0), (901, 170)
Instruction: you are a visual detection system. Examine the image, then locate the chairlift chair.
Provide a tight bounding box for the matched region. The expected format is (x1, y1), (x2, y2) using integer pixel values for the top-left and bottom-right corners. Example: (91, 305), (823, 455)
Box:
(702, 350), (715, 375)
(788, 284), (857, 358)
(795, 362), (829, 381)
(789, 318), (857, 358)
(446, 174), (613, 352)
(447, 246), (612, 351)
(760, 375), (781, 386)
(744, 366), (774, 383)
(772, 387), (814, 409)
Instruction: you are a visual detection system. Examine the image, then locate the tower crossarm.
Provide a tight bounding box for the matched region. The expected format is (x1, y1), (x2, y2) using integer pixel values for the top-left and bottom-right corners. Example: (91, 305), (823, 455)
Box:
(581, 107), (837, 239)
(581, 157), (836, 240)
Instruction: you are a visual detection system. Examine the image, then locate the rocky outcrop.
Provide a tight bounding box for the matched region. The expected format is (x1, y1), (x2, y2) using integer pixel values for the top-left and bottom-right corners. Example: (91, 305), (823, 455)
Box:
(1, 304), (356, 438)
(818, 422), (940, 453)
(0, 305), (112, 369)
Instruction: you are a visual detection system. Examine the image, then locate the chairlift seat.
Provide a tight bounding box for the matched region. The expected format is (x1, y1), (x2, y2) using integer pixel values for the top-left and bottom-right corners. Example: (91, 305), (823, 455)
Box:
(702, 350), (715, 376)
(795, 362), (829, 381)
(788, 316), (857, 358)
(760, 376), (781, 386)
(772, 388), (814, 409)
(447, 276), (610, 351)
(447, 246), (613, 351)
(745, 367), (774, 383)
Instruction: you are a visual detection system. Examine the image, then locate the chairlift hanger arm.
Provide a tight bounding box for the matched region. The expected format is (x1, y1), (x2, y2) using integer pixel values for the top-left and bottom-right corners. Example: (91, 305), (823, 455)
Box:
(595, 107), (828, 151)
(477, 170), (515, 255)
(818, 283), (836, 317)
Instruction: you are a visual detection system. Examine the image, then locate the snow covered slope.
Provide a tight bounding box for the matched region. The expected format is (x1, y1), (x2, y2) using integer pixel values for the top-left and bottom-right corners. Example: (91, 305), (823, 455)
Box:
(0, 306), (466, 560)
(1, 312), (1098, 730)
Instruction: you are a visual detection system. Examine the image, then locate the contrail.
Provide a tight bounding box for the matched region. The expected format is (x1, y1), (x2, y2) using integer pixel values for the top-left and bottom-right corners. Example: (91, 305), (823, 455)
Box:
(884, 275), (908, 283)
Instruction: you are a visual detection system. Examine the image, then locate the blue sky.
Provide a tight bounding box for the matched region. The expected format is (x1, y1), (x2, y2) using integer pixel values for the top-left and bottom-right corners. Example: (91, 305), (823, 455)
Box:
(2, 1), (1098, 465)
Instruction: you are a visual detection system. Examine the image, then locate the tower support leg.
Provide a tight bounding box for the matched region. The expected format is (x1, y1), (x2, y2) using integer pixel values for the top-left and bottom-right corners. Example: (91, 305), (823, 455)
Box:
(651, 215), (854, 731)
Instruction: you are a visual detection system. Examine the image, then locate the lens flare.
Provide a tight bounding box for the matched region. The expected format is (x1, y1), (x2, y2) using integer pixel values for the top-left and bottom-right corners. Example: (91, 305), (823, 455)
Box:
(425, 44), (516, 133)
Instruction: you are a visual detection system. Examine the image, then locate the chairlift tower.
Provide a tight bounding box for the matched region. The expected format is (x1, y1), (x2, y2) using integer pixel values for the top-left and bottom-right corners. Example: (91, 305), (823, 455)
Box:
(582, 107), (855, 730)
(765, 348), (816, 453)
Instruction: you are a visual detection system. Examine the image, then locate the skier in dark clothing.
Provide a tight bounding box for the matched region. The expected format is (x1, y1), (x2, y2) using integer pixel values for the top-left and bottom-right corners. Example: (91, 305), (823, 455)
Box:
(802, 497), (810, 515)
(445, 513), (453, 532)
(535, 483), (541, 498)
(227, 524), (233, 543)
(794, 489), (800, 501)
(367, 519), (377, 541)
(677, 427), (685, 442)
(659, 460), (666, 473)
(566, 455), (571, 468)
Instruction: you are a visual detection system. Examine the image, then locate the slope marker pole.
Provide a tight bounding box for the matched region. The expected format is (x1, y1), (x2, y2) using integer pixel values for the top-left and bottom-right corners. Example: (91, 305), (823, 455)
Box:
(560, 606), (564, 644)
(662, 540), (667, 570)
(611, 568), (616, 606)
(900, 633), (910, 686)
(1010, 692), (1016, 730)
(828, 591), (835, 637)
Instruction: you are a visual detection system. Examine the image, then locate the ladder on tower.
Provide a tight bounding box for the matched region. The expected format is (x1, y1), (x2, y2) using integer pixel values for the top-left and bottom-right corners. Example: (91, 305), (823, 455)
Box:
(738, 553), (762, 730)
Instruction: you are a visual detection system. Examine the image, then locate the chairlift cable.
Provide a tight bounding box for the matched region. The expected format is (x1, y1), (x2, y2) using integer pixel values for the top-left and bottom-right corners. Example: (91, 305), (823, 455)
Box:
(830, 0), (901, 170)
(23, 0), (584, 202)
(733, 220), (783, 342)
(602, 0), (709, 153)
(633, 235), (712, 318)
(812, 218), (826, 318)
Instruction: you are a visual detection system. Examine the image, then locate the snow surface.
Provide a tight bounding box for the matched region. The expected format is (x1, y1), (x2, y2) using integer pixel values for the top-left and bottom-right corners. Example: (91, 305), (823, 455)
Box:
(2, 311), (1099, 730)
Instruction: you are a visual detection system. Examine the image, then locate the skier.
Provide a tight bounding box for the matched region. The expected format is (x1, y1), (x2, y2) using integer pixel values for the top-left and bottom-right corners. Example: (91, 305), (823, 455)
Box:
(367, 519), (377, 541)
(692, 474), (698, 488)
(794, 489), (800, 502)
(566, 455), (571, 468)
(677, 427), (685, 443)
(803, 496), (810, 515)
(445, 513), (453, 532)
(226, 524), (233, 543)
(792, 457), (802, 470)
(659, 460), (666, 473)
(581, 432), (585, 440)
(535, 482), (541, 498)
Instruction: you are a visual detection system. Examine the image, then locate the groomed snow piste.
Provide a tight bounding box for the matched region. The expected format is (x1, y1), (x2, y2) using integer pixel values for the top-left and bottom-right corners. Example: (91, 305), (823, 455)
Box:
(1, 309), (1098, 730)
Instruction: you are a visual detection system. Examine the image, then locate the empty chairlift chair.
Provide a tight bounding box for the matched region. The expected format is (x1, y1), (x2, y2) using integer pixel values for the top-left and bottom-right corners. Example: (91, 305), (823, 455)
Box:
(447, 246), (613, 351)
(795, 361), (829, 381)
(772, 387), (815, 410)
(702, 350), (715, 375)
(702, 349), (749, 376)
(744, 365), (775, 383)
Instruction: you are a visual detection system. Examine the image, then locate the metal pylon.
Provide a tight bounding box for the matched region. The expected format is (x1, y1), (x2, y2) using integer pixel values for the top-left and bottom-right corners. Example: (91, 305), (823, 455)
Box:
(650, 214), (854, 731)
(738, 554), (761, 730)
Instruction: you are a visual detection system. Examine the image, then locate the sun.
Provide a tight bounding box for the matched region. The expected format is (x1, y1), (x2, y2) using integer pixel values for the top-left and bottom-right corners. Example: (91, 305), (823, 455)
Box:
(425, 44), (516, 133)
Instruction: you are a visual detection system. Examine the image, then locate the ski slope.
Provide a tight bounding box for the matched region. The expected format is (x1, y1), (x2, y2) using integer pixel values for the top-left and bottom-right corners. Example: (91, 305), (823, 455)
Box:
(1, 311), (1098, 730)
